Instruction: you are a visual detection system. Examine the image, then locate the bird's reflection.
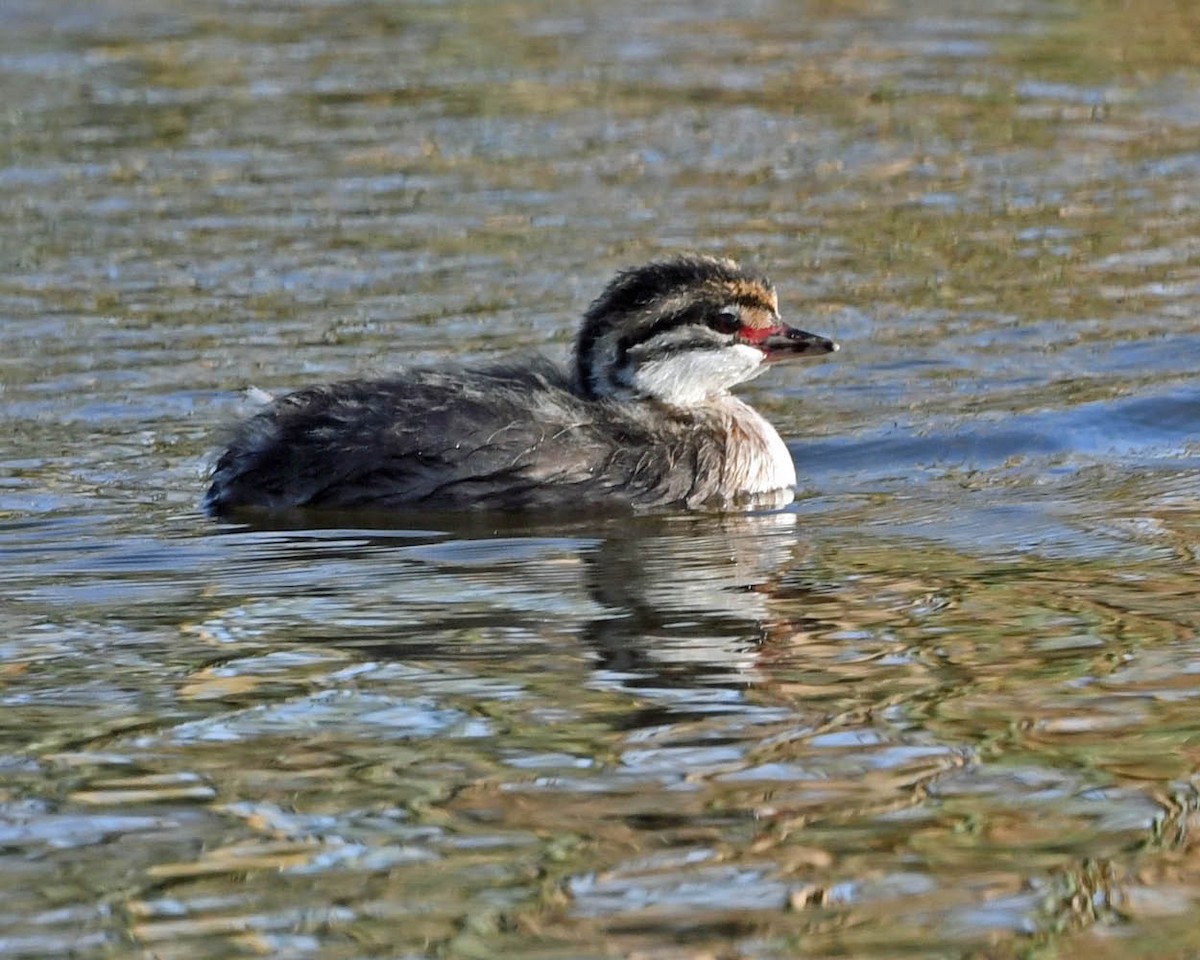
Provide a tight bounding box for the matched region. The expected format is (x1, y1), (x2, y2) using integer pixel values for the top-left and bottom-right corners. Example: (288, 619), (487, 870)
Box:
(581, 511), (800, 685)
(201, 505), (824, 689)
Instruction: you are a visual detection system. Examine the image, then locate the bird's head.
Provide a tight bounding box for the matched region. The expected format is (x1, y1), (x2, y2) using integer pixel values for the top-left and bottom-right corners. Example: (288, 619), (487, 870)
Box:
(575, 255), (837, 406)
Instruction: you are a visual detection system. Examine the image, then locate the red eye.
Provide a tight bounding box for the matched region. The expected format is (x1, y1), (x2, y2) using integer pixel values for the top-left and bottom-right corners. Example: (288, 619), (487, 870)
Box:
(710, 310), (741, 335)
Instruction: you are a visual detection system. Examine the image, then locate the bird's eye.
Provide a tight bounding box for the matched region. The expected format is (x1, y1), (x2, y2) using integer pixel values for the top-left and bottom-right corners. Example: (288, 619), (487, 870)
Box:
(709, 310), (741, 336)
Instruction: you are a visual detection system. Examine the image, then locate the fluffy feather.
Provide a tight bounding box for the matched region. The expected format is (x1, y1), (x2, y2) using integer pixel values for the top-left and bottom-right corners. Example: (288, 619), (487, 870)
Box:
(204, 256), (833, 514)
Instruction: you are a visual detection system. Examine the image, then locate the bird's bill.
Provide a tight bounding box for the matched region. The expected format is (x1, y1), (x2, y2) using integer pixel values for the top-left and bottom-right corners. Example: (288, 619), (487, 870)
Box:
(748, 324), (839, 362)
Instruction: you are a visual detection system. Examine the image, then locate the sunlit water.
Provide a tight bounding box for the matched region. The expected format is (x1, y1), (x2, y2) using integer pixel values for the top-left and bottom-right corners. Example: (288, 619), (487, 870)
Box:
(2, 1), (1200, 957)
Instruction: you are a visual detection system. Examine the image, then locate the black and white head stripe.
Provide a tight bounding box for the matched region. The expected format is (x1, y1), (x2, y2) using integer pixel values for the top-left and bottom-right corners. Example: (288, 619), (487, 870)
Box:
(575, 255), (777, 398)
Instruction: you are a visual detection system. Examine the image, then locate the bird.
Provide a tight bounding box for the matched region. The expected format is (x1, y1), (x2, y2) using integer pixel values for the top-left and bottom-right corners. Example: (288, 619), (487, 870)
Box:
(203, 255), (838, 515)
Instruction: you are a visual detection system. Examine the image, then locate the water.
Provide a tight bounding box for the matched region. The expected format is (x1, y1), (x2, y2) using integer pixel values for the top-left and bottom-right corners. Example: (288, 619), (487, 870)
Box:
(2, 0), (1200, 957)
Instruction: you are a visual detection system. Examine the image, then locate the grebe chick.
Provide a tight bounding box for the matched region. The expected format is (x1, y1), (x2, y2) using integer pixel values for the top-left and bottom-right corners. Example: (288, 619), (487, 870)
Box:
(204, 255), (838, 514)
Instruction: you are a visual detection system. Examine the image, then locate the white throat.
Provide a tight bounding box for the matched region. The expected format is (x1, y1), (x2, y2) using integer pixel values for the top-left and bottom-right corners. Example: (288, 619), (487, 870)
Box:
(631, 343), (765, 406)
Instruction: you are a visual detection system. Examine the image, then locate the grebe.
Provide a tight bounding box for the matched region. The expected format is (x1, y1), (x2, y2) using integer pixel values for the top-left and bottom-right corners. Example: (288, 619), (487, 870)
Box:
(204, 255), (838, 514)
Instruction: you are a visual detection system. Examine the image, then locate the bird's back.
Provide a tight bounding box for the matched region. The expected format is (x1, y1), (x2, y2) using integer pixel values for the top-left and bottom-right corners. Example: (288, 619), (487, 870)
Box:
(204, 359), (728, 513)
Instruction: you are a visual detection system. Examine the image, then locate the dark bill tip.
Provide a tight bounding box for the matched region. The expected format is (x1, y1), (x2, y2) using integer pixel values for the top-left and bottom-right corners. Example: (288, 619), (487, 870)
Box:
(759, 325), (839, 361)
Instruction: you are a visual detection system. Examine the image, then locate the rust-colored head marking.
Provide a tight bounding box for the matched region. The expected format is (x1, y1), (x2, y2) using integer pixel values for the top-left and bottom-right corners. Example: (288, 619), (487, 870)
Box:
(722, 278), (779, 315)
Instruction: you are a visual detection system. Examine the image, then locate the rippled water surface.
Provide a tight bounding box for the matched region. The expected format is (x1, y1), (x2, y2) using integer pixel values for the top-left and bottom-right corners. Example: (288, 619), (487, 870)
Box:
(3, 1), (1200, 957)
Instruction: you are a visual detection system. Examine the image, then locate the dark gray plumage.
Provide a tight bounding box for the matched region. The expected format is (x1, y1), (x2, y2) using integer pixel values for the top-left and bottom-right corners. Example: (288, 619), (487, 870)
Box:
(204, 256), (837, 515)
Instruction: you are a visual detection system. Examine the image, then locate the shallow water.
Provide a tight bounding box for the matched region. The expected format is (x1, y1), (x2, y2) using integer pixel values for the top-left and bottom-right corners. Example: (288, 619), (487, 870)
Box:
(2, 0), (1200, 957)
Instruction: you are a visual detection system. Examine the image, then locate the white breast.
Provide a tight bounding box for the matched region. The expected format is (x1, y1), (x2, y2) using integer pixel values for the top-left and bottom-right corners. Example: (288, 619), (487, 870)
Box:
(719, 397), (797, 499)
